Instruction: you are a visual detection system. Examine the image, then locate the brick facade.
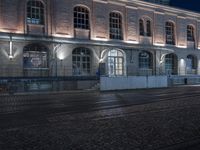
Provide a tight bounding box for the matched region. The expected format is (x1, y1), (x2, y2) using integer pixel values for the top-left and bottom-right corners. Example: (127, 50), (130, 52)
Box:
(0, 0), (200, 78)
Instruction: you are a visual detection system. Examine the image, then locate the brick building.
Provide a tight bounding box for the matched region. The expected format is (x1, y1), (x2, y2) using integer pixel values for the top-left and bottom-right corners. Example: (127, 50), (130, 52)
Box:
(0, 0), (200, 89)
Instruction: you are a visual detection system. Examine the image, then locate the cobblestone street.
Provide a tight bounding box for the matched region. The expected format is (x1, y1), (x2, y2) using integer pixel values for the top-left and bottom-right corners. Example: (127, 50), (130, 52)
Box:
(1, 86), (200, 150)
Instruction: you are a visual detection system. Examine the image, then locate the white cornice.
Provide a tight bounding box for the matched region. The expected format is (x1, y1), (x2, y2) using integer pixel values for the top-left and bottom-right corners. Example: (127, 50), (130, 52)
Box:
(93, 0), (108, 4)
(126, 5), (138, 10)
(109, 0), (200, 19)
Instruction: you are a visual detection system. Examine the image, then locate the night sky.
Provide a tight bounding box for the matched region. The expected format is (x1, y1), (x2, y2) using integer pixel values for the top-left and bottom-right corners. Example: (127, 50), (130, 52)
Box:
(171, 0), (200, 12)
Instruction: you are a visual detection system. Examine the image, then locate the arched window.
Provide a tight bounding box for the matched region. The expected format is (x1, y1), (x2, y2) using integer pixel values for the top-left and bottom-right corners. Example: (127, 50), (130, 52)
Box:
(165, 53), (178, 75)
(27, 0), (44, 25)
(186, 55), (197, 74)
(108, 50), (124, 76)
(187, 25), (195, 42)
(146, 20), (151, 37)
(139, 51), (152, 69)
(23, 43), (48, 69)
(139, 19), (152, 37)
(139, 19), (144, 36)
(74, 6), (90, 29)
(109, 12), (123, 40)
(72, 47), (91, 75)
(166, 22), (175, 45)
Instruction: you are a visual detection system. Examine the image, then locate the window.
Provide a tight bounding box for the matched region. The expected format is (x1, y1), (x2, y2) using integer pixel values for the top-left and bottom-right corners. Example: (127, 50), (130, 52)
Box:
(139, 51), (152, 69)
(146, 20), (151, 37)
(108, 50), (124, 76)
(109, 12), (123, 40)
(74, 6), (90, 29)
(23, 44), (48, 69)
(186, 55), (197, 74)
(165, 53), (177, 75)
(139, 19), (152, 37)
(27, 0), (44, 25)
(187, 25), (195, 42)
(166, 22), (175, 45)
(139, 19), (144, 36)
(72, 48), (91, 75)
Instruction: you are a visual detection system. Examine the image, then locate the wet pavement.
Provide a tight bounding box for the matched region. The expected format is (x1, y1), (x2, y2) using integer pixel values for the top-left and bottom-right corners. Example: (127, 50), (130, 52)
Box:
(1, 86), (200, 149)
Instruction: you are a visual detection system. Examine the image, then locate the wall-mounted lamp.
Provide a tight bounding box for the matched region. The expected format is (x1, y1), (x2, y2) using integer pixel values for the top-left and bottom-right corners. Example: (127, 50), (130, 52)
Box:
(99, 58), (103, 63)
(9, 55), (14, 60)
(9, 35), (14, 60)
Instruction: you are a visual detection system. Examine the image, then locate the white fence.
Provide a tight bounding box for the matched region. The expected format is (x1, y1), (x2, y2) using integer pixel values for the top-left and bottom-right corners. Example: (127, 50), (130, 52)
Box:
(100, 76), (168, 91)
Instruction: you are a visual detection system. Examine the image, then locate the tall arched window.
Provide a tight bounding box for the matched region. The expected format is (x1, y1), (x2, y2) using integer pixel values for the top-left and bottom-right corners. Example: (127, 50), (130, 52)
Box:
(166, 22), (175, 45)
(27, 0), (44, 25)
(139, 51), (153, 69)
(139, 19), (144, 36)
(72, 47), (91, 76)
(108, 50), (124, 76)
(146, 20), (151, 37)
(187, 25), (195, 42)
(139, 19), (152, 37)
(165, 53), (178, 75)
(186, 55), (197, 74)
(109, 12), (123, 40)
(74, 6), (90, 29)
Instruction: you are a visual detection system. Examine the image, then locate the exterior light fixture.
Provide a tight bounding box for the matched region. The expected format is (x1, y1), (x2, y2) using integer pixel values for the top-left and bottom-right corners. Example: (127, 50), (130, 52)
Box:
(9, 35), (14, 60)
(99, 58), (103, 63)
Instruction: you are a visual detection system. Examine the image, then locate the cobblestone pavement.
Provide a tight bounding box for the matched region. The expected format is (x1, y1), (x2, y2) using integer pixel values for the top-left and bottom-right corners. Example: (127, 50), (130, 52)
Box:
(1, 86), (200, 150)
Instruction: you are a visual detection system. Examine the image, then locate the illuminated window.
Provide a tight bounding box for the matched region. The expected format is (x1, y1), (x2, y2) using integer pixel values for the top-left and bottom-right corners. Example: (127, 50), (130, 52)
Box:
(74, 6), (90, 29)
(139, 19), (144, 36)
(27, 0), (44, 25)
(109, 12), (123, 40)
(139, 51), (152, 69)
(23, 44), (48, 69)
(72, 48), (91, 75)
(165, 53), (178, 75)
(187, 25), (195, 42)
(166, 22), (175, 45)
(108, 50), (124, 76)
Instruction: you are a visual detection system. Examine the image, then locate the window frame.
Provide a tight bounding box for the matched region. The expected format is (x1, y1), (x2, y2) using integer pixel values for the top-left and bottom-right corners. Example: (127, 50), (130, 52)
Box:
(139, 19), (145, 36)
(165, 53), (177, 75)
(108, 49), (124, 76)
(187, 25), (195, 42)
(74, 6), (90, 30)
(146, 20), (152, 37)
(109, 12), (123, 40)
(23, 44), (48, 69)
(165, 21), (175, 45)
(139, 51), (153, 69)
(27, 0), (45, 25)
(72, 47), (91, 76)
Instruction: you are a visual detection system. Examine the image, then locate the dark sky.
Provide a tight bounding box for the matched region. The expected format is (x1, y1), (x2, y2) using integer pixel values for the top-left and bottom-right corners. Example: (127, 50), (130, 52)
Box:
(171, 0), (200, 12)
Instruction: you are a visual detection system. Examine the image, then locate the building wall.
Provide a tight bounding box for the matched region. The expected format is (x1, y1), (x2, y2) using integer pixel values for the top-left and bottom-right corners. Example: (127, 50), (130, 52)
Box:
(0, 0), (200, 78)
